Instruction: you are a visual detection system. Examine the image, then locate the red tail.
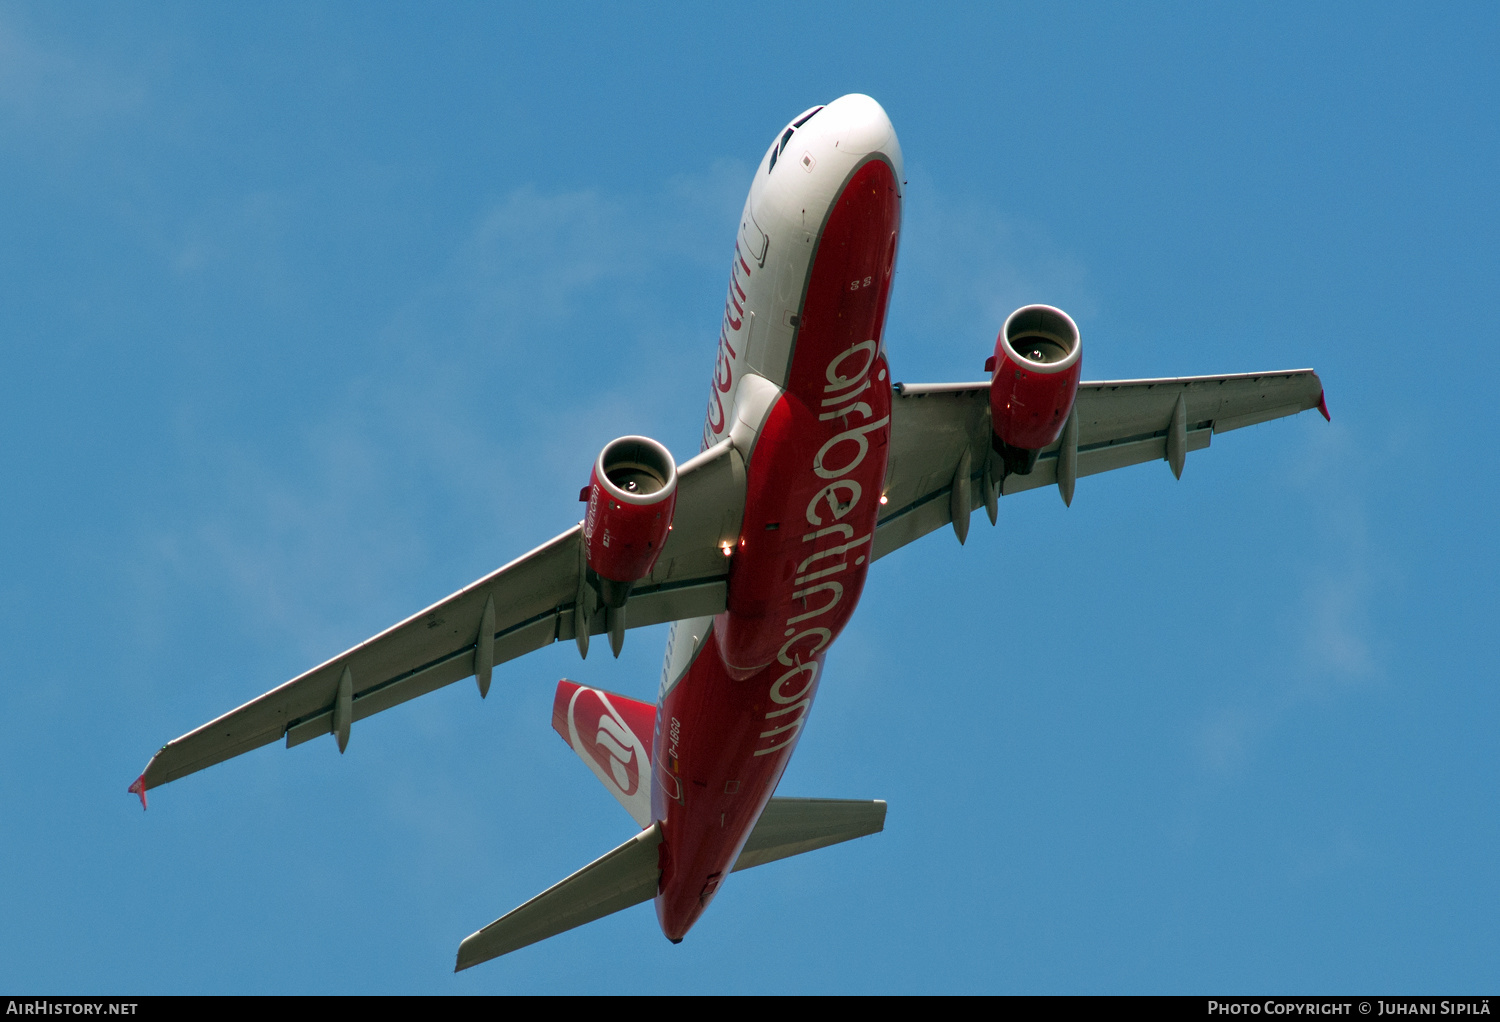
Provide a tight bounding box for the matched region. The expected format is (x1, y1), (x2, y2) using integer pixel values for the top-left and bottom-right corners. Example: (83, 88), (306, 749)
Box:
(552, 681), (657, 828)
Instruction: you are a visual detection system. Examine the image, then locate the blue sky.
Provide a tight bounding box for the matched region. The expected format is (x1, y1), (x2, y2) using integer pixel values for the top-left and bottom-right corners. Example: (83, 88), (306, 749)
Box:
(2, 2), (1496, 994)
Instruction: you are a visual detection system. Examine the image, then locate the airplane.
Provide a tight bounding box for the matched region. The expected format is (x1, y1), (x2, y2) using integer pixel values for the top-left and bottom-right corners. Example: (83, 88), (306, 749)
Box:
(127, 94), (1329, 971)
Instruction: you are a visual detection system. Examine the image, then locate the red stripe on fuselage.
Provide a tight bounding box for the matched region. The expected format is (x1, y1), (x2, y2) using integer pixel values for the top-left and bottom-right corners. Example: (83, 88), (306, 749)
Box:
(653, 159), (901, 940)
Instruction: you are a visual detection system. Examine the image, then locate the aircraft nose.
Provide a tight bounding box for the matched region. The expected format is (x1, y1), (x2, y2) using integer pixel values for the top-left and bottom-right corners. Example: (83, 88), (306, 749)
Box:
(817, 93), (895, 156)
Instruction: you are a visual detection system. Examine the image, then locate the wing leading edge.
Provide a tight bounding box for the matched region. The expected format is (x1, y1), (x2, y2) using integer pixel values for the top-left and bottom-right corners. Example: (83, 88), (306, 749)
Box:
(874, 369), (1326, 560)
(131, 438), (748, 798)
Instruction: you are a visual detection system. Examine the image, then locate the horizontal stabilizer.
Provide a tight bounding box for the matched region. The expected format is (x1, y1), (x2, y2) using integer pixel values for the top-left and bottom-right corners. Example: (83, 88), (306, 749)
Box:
(455, 822), (663, 971)
(732, 797), (887, 872)
(454, 797), (886, 968)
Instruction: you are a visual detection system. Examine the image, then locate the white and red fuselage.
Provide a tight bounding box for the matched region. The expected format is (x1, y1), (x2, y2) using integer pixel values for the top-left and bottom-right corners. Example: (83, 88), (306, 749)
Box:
(648, 95), (903, 940)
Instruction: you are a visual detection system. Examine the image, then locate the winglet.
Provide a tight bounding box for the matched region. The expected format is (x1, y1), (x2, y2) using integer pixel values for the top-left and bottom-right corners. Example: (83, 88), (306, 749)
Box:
(127, 774), (148, 811)
(1317, 391), (1330, 421)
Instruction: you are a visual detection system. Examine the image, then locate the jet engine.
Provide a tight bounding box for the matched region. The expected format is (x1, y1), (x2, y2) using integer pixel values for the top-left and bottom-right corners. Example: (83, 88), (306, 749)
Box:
(987, 304), (1082, 475)
(582, 436), (678, 607)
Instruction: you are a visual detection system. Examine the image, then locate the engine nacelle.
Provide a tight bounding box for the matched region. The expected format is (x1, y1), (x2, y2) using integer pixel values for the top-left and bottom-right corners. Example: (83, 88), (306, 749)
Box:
(583, 436), (677, 606)
(987, 304), (1082, 475)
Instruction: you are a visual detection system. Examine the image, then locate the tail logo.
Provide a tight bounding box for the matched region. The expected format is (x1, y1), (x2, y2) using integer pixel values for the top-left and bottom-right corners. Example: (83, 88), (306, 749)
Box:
(567, 686), (649, 798)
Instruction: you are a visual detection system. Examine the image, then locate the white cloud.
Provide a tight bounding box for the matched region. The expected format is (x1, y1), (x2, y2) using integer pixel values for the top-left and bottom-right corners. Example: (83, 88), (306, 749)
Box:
(0, 14), (143, 141)
(130, 163), (751, 667)
(890, 166), (1096, 367)
(1291, 420), (1382, 689)
(1193, 706), (1260, 774)
(1185, 418), (1383, 786)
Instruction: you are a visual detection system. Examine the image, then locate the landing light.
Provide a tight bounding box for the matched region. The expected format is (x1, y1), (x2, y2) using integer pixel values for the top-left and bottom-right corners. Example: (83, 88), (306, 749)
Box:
(879, 494), (889, 505)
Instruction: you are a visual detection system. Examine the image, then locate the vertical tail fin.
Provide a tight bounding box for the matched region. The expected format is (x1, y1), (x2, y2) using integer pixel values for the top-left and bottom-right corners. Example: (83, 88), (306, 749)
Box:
(552, 680), (657, 828)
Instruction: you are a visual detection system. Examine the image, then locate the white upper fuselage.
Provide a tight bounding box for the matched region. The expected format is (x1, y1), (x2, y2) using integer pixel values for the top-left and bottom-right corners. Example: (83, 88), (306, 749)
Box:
(700, 95), (904, 452)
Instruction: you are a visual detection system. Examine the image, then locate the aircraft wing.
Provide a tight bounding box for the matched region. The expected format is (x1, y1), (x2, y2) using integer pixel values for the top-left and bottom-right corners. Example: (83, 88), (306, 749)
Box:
(873, 369), (1327, 560)
(133, 439), (747, 795)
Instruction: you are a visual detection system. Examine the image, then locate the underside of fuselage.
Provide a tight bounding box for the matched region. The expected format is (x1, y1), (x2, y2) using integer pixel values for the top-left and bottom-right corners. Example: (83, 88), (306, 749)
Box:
(650, 94), (904, 940)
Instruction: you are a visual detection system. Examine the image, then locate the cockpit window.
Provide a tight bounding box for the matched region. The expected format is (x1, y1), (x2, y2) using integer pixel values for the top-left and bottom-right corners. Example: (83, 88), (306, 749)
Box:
(769, 127), (795, 174)
(767, 109), (821, 175)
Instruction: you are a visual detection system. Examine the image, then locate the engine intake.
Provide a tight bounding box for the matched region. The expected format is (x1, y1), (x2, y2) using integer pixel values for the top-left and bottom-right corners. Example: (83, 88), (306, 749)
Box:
(988, 304), (1082, 475)
(583, 436), (677, 606)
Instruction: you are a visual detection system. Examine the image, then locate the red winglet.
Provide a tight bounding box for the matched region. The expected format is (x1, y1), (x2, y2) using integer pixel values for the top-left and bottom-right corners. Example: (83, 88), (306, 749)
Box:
(127, 774), (148, 811)
(1316, 391), (1331, 421)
